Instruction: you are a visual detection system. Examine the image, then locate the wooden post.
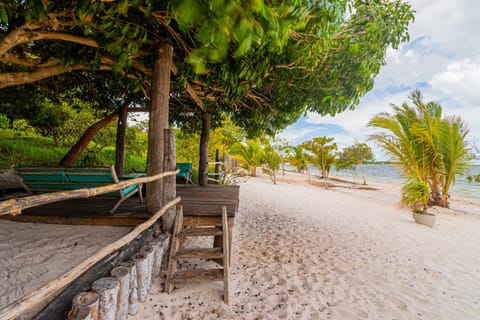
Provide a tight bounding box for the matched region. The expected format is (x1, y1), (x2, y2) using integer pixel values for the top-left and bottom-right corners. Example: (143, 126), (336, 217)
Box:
(115, 101), (129, 176)
(132, 253), (149, 302)
(69, 292), (99, 320)
(146, 41), (173, 213)
(118, 261), (138, 316)
(68, 305), (93, 320)
(140, 245), (155, 291)
(162, 129), (176, 232)
(157, 233), (171, 278)
(110, 267), (130, 320)
(91, 277), (120, 320)
(149, 237), (165, 278)
(198, 111), (211, 186)
(214, 149), (220, 184)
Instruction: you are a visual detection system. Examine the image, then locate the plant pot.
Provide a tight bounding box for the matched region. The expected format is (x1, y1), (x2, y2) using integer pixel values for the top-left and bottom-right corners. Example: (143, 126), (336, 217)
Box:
(413, 212), (436, 228)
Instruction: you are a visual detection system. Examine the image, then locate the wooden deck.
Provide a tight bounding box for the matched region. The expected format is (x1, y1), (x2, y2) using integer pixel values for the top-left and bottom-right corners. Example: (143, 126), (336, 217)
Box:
(0, 185), (240, 226)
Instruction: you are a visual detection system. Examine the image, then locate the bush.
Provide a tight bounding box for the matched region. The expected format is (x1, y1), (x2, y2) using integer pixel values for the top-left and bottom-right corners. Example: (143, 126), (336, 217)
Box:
(0, 114), (9, 129)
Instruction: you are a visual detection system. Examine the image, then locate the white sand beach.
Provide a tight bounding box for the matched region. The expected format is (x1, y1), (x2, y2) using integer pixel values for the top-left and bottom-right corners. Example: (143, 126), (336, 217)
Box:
(0, 222), (130, 317)
(132, 172), (480, 320)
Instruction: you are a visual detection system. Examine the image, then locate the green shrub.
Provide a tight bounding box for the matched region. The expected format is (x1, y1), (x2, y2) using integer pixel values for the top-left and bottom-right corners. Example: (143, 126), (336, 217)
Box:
(0, 114), (9, 129)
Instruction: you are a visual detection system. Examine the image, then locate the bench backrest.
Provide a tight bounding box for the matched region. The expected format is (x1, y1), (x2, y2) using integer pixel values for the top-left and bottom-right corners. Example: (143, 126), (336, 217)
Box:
(13, 165), (120, 195)
(176, 163), (192, 177)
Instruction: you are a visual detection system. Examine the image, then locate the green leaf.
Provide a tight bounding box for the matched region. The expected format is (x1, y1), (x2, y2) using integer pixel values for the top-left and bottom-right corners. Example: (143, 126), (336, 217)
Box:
(233, 34), (253, 58)
(175, 0), (205, 29)
(118, 0), (129, 16)
(0, 8), (8, 23)
(186, 50), (206, 74)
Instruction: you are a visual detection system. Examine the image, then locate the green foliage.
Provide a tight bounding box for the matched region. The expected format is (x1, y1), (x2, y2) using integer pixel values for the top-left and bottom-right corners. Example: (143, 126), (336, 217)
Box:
(287, 144), (309, 173)
(337, 142), (374, 169)
(467, 174), (480, 183)
(262, 140), (281, 184)
(0, 128), (146, 171)
(336, 141), (374, 184)
(1, 0), (414, 144)
(303, 136), (338, 178)
(369, 90), (470, 207)
(12, 119), (36, 138)
(0, 113), (9, 129)
(0, 131), (69, 167)
(56, 107), (96, 147)
(230, 139), (265, 176)
(401, 179), (430, 213)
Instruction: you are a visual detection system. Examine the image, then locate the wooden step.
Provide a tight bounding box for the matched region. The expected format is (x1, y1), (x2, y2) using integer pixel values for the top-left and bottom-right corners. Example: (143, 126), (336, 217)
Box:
(178, 227), (223, 237)
(175, 248), (224, 260)
(171, 269), (224, 282)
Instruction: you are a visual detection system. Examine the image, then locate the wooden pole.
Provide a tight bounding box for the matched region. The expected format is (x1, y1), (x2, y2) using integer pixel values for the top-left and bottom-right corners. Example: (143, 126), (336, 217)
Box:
(68, 305), (93, 320)
(162, 129), (176, 232)
(146, 41), (173, 213)
(91, 277), (119, 320)
(149, 236), (166, 278)
(132, 253), (148, 303)
(0, 197), (180, 320)
(198, 111), (211, 186)
(215, 149), (221, 184)
(140, 245), (155, 291)
(115, 100), (130, 176)
(0, 170), (178, 216)
(69, 292), (99, 320)
(110, 267), (130, 320)
(117, 261), (138, 316)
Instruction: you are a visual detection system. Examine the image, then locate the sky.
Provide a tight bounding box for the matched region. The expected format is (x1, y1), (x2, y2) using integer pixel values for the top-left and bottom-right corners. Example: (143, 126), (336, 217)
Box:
(277, 0), (480, 161)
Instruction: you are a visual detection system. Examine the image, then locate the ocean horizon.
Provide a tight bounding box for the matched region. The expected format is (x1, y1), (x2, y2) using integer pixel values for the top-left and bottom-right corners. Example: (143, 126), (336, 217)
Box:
(289, 163), (480, 200)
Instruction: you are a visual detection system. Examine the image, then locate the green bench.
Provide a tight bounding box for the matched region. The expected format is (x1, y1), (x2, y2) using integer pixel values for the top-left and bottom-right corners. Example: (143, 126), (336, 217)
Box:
(176, 163), (193, 185)
(12, 165), (143, 213)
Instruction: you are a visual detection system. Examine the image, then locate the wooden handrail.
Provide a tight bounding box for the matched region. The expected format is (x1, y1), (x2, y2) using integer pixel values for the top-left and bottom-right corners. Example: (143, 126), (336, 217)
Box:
(0, 169), (179, 216)
(0, 196), (181, 320)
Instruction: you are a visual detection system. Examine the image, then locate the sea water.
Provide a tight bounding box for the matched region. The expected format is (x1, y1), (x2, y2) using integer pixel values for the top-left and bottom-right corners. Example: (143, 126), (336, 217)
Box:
(328, 164), (480, 200)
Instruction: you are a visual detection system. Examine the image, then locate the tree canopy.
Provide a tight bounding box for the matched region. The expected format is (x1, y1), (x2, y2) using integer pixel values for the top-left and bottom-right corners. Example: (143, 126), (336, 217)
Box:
(1, 0), (414, 136)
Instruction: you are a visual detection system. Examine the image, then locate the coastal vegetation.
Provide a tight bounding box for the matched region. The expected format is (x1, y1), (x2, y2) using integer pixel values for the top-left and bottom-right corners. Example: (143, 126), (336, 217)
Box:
(0, 0), (414, 183)
(368, 90), (470, 208)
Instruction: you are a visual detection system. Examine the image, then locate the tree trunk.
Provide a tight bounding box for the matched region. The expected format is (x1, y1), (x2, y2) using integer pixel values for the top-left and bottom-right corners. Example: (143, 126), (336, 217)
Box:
(115, 101), (129, 176)
(359, 162), (367, 185)
(146, 42), (173, 213)
(59, 110), (118, 167)
(162, 129), (176, 232)
(198, 111), (211, 186)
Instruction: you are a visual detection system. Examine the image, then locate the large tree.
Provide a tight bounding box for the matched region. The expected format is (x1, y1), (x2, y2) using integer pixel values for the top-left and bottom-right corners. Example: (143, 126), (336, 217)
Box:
(1, 0), (414, 188)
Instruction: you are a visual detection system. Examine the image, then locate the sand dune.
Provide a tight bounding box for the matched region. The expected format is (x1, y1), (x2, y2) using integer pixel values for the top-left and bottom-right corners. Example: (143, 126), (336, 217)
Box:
(133, 174), (480, 319)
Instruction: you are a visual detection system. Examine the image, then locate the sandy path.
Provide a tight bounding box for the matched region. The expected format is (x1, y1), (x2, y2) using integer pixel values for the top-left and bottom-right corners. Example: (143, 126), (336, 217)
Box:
(132, 177), (480, 319)
(0, 221), (130, 312)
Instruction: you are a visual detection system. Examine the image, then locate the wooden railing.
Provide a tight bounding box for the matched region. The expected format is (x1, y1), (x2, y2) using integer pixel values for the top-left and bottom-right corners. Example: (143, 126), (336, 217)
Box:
(0, 169), (180, 320)
(0, 169), (179, 216)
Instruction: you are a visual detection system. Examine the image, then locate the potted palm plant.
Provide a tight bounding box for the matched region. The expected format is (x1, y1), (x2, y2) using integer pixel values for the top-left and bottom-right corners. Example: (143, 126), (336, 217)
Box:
(401, 179), (436, 228)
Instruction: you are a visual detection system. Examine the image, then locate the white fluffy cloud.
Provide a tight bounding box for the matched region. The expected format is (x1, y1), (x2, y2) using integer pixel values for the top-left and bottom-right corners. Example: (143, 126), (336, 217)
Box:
(279, 0), (480, 158)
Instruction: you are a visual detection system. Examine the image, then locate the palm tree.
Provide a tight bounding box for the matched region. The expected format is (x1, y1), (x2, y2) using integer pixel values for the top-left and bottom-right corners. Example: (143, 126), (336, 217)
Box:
(436, 116), (470, 206)
(287, 144), (308, 173)
(230, 139), (264, 176)
(368, 90), (470, 207)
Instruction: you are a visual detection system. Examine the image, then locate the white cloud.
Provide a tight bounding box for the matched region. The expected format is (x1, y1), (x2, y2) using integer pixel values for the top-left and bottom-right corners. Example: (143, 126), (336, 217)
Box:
(278, 0), (480, 160)
(277, 126), (319, 144)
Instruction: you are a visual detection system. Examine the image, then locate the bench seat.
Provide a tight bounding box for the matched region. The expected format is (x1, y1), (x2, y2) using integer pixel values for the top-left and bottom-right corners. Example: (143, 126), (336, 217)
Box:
(12, 165), (143, 213)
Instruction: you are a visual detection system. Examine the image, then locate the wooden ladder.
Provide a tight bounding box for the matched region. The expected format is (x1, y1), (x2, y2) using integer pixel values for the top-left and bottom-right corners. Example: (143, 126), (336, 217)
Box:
(165, 206), (230, 304)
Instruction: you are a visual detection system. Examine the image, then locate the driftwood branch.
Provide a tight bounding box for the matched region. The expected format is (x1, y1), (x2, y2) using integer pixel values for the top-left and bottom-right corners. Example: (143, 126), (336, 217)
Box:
(0, 196), (181, 320)
(0, 170), (179, 216)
